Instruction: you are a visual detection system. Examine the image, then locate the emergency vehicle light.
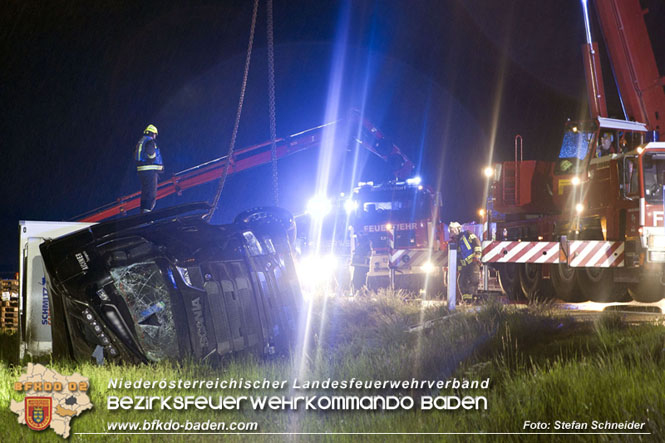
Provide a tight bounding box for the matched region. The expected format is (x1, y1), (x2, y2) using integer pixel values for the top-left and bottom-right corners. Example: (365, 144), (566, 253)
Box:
(306, 195), (332, 218)
(421, 261), (435, 274)
(344, 199), (358, 214)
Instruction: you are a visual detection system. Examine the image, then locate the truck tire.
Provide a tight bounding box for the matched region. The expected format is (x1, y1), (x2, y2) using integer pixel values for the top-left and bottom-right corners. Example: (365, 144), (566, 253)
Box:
(351, 266), (368, 290)
(424, 274), (446, 300)
(496, 264), (525, 301)
(550, 264), (583, 302)
(366, 275), (389, 291)
(234, 207), (296, 246)
(577, 268), (629, 302)
(627, 278), (664, 302)
(519, 263), (554, 302)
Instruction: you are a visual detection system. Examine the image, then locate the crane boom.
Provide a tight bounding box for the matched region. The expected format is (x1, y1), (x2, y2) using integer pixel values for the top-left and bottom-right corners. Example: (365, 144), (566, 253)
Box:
(591, 0), (665, 137)
(75, 114), (414, 222)
(484, 1), (665, 304)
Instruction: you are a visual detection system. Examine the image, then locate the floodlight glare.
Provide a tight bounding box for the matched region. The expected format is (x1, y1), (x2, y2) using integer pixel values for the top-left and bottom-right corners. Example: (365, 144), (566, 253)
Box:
(296, 254), (338, 296)
(344, 198), (359, 214)
(421, 261), (436, 274)
(306, 195), (332, 218)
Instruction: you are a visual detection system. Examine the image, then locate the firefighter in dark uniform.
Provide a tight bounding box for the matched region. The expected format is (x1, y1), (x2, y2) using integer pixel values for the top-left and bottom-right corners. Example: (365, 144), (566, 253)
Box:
(448, 222), (482, 301)
(135, 124), (164, 213)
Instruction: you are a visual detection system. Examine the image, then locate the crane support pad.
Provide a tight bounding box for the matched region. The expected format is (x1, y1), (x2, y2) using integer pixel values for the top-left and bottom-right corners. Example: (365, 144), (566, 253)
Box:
(567, 241), (624, 268)
(481, 241), (560, 264)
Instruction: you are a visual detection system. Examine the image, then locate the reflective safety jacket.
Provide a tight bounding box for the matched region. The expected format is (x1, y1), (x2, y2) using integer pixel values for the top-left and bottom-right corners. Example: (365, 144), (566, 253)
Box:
(135, 135), (164, 172)
(458, 231), (482, 267)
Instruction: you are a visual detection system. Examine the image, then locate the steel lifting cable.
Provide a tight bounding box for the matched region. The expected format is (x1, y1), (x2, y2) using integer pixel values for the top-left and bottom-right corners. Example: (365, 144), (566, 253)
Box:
(266, 0), (279, 206)
(207, 0), (260, 220)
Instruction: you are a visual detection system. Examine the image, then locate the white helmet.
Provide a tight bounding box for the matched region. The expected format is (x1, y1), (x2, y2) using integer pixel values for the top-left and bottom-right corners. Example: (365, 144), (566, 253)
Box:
(448, 222), (462, 236)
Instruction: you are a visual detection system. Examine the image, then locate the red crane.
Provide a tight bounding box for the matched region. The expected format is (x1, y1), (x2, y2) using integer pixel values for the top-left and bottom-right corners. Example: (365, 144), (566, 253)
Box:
(583, 0), (665, 138)
(483, 0), (665, 304)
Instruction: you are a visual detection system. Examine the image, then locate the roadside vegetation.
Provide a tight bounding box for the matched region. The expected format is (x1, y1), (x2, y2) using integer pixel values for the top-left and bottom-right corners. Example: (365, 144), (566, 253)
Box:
(1, 292), (663, 441)
(0, 331), (19, 365)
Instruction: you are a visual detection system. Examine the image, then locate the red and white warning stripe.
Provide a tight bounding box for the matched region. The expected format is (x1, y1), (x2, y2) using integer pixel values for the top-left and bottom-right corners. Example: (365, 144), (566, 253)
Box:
(481, 241), (560, 264)
(481, 240), (625, 267)
(390, 249), (448, 269)
(568, 241), (624, 267)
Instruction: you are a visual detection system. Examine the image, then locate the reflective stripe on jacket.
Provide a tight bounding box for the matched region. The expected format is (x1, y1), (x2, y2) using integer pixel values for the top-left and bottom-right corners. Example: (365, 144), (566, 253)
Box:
(458, 231), (482, 266)
(135, 135), (163, 172)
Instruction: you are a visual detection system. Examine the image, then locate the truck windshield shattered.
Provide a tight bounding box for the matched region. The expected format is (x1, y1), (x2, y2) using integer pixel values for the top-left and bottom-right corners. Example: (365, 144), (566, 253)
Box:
(109, 261), (179, 362)
(40, 203), (302, 365)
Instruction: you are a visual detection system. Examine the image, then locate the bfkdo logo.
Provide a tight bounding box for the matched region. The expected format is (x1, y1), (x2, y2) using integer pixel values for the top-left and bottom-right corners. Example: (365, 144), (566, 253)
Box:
(10, 364), (93, 438)
(25, 397), (52, 431)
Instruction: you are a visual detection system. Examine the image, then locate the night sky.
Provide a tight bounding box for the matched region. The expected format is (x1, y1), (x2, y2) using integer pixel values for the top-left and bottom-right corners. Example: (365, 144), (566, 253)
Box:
(2, 0), (663, 276)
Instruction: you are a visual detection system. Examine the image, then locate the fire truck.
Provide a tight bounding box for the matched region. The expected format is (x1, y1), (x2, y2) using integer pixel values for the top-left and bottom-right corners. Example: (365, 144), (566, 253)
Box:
(482, 0), (665, 303)
(346, 179), (446, 293)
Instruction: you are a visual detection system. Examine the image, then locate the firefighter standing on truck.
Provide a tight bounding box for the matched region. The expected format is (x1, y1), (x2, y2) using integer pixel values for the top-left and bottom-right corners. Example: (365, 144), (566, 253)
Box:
(135, 124), (164, 214)
(448, 222), (482, 301)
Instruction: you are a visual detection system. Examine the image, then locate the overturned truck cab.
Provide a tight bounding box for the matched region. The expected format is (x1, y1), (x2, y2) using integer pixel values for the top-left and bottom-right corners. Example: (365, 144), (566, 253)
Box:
(39, 203), (302, 365)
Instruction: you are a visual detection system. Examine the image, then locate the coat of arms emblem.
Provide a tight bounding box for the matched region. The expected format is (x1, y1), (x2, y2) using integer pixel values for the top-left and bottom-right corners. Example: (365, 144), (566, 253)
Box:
(25, 397), (52, 431)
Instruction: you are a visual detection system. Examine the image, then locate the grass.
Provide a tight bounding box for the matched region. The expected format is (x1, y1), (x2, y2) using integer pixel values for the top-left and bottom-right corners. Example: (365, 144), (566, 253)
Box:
(1, 294), (664, 441)
(0, 331), (19, 365)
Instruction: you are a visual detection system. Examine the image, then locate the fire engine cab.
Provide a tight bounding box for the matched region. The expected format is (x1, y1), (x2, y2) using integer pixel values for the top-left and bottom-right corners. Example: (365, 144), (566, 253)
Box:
(348, 178), (446, 293)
